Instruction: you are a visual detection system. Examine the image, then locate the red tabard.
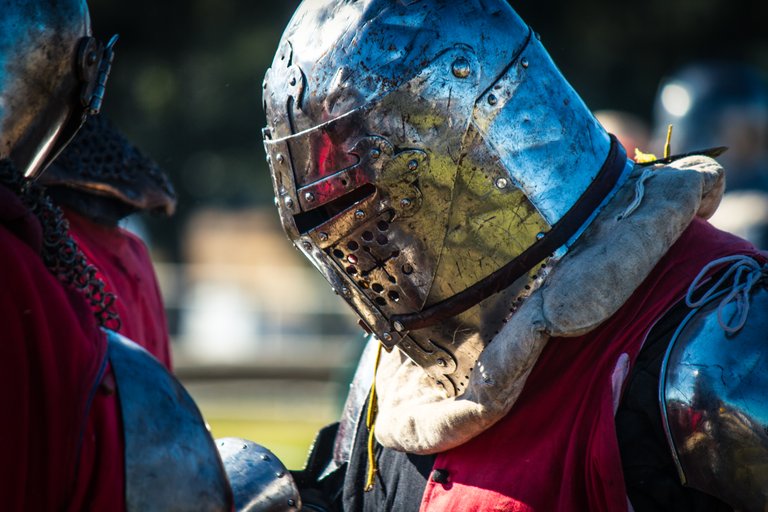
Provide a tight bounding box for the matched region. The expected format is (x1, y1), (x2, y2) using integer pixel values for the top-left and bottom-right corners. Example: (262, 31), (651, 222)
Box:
(0, 186), (125, 510)
(419, 219), (763, 512)
(65, 208), (172, 369)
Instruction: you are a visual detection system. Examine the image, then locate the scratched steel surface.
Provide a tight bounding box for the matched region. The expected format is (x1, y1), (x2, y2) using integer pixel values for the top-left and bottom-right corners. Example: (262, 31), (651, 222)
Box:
(263, 0), (613, 396)
(661, 284), (768, 511)
(0, 0), (96, 178)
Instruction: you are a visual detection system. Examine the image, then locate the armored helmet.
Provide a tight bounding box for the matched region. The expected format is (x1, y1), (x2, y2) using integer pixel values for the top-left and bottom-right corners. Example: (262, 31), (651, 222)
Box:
(263, 0), (629, 396)
(0, 0), (117, 179)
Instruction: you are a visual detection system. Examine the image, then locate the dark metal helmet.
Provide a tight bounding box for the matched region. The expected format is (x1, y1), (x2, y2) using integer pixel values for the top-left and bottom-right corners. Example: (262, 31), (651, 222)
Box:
(263, 0), (629, 396)
(0, 0), (117, 180)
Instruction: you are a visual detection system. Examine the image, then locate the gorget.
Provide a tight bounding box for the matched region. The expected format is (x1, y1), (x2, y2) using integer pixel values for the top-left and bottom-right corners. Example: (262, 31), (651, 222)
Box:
(373, 155), (726, 454)
(40, 114), (176, 216)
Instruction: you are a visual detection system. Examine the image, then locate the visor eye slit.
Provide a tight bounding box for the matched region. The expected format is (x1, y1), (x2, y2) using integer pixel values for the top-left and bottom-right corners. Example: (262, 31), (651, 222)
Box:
(291, 183), (376, 234)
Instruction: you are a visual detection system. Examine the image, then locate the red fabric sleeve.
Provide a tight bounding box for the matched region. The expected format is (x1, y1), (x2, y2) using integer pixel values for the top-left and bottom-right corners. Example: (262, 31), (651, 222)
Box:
(0, 225), (125, 511)
(65, 209), (173, 369)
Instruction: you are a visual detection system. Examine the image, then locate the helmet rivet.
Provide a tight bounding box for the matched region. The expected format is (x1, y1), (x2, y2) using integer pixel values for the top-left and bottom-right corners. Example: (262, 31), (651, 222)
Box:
(393, 321), (404, 332)
(487, 93), (498, 106)
(354, 209), (366, 220)
(341, 286), (351, 297)
(304, 191), (315, 202)
(276, 153), (285, 164)
(400, 198), (412, 208)
(381, 332), (392, 342)
(451, 57), (471, 78)
(319, 232), (329, 241)
(407, 159), (419, 171)
(302, 241), (312, 251)
(437, 358), (447, 368)
(347, 254), (358, 264)
(370, 148), (381, 159)
(289, 76), (297, 86)
(288, 499), (296, 507)
(521, 57), (529, 69)
(536, 232), (546, 240)
(495, 177), (508, 189)
(284, 197), (294, 209)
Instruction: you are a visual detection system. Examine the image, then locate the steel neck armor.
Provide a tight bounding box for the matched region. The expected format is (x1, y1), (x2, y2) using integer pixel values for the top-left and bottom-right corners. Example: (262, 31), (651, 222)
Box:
(263, 0), (627, 397)
(41, 114), (177, 220)
(0, 0), (117, 180)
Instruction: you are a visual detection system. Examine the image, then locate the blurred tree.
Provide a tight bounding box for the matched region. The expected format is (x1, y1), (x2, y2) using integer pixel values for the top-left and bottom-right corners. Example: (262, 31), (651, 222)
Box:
(89, 0), (301, 259)
(88, 0), (767, 260)
(515, 0), (768, 119)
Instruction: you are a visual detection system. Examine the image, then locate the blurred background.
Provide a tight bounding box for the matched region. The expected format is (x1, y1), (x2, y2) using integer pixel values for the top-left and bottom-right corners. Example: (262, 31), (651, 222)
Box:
(87, 0), (768, 468)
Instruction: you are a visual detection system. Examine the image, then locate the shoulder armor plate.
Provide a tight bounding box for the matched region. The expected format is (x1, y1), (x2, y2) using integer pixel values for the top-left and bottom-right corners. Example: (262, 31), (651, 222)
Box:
(660, 283), (768, 511)
(217, 437), (301, 512)
(107, 330), (233, 511)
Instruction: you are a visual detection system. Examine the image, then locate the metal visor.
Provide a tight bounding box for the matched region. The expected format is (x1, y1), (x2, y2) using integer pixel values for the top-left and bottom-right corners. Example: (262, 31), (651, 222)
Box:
(263, 45), (486, 352)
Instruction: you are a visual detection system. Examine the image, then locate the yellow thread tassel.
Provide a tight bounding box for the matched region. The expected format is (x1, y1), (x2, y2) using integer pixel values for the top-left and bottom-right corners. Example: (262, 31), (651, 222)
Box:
(364, 426), (377, 491)
(664, 124), (673, 159)
(634, 148), (658, 164)
(634, 124), (674, 164)
(364, 342), (383, 492)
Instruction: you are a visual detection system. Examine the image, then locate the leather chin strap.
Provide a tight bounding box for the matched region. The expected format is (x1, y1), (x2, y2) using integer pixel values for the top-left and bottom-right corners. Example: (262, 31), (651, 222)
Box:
(391, 135), (627, 332)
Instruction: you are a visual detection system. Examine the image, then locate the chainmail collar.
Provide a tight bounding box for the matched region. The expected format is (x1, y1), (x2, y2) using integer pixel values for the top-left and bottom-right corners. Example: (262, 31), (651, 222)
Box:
(0, 158), (121, 330)
(40, 114), (176, 218)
